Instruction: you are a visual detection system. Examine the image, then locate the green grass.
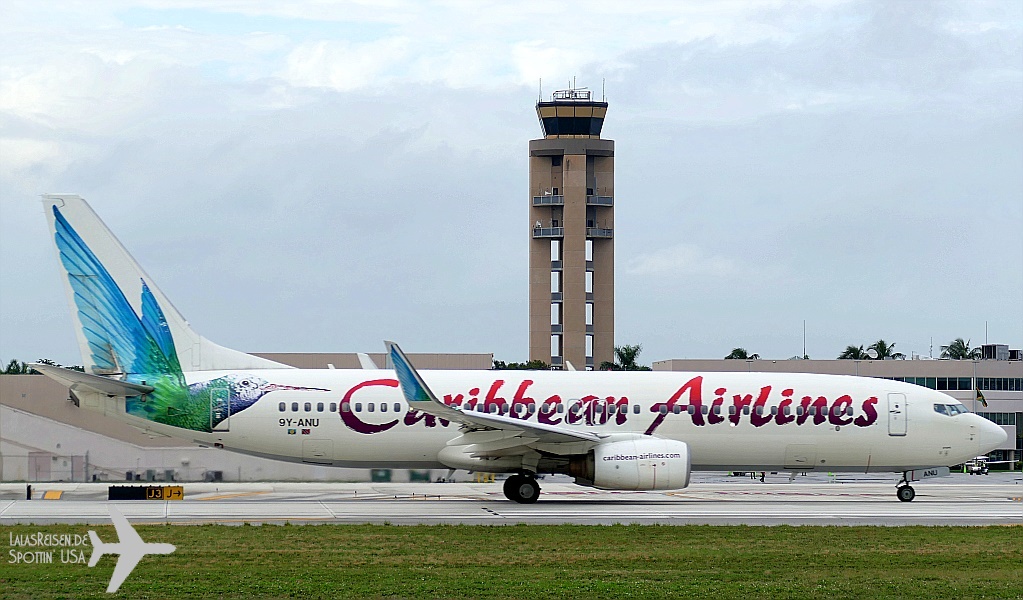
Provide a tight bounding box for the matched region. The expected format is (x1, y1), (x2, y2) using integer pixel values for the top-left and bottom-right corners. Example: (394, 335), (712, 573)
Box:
(2, 524), (1021, 599)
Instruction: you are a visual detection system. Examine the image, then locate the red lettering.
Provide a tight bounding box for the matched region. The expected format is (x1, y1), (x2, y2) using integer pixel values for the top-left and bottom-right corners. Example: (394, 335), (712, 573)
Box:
(830, 395), (854, 426)
(854, 396), (878, 427)
(750, 386), (773, 427)
(339, 379), (400, 434)
(510, 380), (535, 420)
(646, 376), (703, 434)
(539, 395), (562, 425)
(776, 389), (795, 425)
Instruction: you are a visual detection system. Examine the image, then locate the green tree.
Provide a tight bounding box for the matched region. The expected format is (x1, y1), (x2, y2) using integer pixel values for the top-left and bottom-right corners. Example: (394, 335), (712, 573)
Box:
(2, 359), (30, 374)
(940, 338), (981, 360)
(725, 348), (759, 360)
(838, 345), (869, 359)
(867, 339), (905, 360)
(599, 344), (652, 371)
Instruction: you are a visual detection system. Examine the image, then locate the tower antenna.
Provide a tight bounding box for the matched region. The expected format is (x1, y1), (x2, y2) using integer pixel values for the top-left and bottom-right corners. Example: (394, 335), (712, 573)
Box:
(538, 78), (542, 102)
(602, 78), (605, 101)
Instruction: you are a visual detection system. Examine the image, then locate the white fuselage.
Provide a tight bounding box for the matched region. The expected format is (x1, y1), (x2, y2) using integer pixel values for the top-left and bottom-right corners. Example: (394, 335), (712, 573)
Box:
(126, 369), (997, 474)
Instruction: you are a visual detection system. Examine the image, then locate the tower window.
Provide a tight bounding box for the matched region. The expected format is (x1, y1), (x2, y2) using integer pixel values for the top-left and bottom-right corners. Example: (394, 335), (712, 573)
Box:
(550, 240), (560, 261)
(585, 239), (593, 261)
(586, 302), (593, 326)
(551, 334), (561, 357)
(586, 334), (593, 357)
(551, 271), (561, 293)
(551, 303), (561, 325)
(551, 156), (562, 167)
(585, 271), (593, 293)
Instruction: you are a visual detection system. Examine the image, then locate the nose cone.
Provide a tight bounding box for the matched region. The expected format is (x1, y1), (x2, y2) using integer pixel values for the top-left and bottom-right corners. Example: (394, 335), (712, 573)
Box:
(977, 417), (1008, 454)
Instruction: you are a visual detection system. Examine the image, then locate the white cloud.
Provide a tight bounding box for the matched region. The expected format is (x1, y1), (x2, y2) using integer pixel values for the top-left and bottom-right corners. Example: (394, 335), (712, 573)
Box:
(626, 244), (738, 279)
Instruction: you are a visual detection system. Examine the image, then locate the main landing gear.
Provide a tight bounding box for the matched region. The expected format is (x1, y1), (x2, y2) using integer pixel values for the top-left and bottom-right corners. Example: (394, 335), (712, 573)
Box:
(896, 472), (916, 502)
(503, 474), (541, 504)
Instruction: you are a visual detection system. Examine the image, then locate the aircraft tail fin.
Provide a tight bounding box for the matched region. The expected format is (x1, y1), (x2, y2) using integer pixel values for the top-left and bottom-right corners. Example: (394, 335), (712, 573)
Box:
(87, 531), (105, 567)
(41, 194), (289, 376)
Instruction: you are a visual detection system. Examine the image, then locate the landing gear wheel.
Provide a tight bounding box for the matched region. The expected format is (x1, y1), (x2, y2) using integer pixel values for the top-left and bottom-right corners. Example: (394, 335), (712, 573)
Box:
(897, 485), (916, 502)
(503, 474), (541, 504)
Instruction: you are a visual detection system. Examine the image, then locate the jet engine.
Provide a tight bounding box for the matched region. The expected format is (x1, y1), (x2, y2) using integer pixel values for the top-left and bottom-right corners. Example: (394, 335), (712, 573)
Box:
(569, 439), (691, 491)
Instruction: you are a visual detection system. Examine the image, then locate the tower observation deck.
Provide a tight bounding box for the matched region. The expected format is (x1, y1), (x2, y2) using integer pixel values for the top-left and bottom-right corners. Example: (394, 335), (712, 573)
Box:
(528, 87), (614, 369)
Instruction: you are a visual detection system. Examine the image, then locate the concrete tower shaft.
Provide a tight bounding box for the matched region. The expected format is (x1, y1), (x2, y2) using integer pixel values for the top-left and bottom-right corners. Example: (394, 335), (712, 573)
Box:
(529, 88), (614, 370)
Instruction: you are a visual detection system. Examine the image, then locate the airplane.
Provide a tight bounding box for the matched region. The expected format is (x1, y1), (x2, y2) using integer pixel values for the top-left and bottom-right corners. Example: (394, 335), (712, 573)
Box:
(33, 194), (1007, 504)
(88, 506), (176, 593)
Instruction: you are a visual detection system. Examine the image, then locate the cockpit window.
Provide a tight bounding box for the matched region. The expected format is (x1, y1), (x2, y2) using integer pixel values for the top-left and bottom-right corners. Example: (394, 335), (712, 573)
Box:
(935, 403), (970, 416)
(948, 403), (969, 415)
(934, 404), (948, 416)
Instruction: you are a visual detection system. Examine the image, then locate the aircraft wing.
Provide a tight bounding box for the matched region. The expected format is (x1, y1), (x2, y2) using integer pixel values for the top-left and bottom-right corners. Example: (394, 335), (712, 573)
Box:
(107, 552), (144, 593)
(386, 341), (602, 445)
(109, 506), (144, 546)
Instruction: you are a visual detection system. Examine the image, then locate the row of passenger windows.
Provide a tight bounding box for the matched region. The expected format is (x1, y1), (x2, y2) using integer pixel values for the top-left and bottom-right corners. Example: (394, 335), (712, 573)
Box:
(277, 400), (850, 418)
(975, 412), (1018, 426)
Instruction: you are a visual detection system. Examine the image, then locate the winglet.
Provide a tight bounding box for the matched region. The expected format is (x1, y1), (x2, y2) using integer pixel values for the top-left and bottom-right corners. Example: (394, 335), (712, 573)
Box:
(385, 341), (436, 407)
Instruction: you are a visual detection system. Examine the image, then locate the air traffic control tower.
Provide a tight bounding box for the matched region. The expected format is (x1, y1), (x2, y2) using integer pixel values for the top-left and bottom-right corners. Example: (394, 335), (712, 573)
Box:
(529, 88), (614, 370)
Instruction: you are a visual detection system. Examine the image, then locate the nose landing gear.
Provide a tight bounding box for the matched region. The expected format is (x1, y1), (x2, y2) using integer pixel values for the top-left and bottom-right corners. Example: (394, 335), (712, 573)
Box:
(503, 474), (541, 504)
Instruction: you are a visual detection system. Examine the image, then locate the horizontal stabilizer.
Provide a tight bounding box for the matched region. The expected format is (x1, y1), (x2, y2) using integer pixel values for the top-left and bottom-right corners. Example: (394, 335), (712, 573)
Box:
(31, 363), (154, 397)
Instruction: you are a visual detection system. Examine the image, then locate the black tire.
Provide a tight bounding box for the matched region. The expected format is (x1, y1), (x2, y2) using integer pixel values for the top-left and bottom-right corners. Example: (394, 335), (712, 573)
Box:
(503, 474), (541, 504)
(897, 485), (915, 502)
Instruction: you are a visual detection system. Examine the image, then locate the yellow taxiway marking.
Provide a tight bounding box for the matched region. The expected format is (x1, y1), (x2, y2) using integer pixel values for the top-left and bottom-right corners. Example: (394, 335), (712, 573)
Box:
(196, 491), (272, 501)
(42, 490), (63, 500)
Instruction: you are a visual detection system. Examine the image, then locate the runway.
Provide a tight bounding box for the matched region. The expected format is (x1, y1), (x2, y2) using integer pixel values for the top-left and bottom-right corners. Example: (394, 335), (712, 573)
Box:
(1, 473), (1020, 526)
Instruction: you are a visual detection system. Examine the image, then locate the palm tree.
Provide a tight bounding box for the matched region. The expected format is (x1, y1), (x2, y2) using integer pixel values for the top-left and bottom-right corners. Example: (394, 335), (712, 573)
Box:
(867, 339), (905, 360)
(838, 345), (869, 359)
(599, 344), (652, 371)
(940, 338), (981, 360)
(725, 348), (759, 360)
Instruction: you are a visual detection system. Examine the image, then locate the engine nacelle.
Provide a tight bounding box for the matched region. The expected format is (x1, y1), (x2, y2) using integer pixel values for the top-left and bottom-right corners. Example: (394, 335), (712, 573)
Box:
(571, 439), (691, 491)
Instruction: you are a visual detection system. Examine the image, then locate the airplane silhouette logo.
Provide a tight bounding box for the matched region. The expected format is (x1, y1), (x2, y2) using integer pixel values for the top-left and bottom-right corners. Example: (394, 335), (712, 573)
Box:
(88, 506), (176, 593)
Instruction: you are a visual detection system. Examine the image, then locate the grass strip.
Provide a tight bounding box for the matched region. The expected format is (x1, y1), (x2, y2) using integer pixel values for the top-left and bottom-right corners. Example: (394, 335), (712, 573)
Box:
(2, 524), (1021, 599)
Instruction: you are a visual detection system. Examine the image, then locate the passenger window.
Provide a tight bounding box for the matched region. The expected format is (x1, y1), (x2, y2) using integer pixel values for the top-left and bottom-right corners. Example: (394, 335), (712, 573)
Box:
(846, 406), (853, 416)
(330, 403), (337, 412)
(340, 402), (349, 413)
(380, 403), (387, 413)
(528, 404), (536, 414)
(291, 402), (299, 412)
(278, 402), (286, 412)
(702, 406), (709, 415)
(557, 404), (564, 413)
(796, 406), (804, 416)
(395, 403), (401, 413)
(304, 402), (311, 412)
(317, 402), (324, 412)
(770, 406), (778, 416)
(672, 405), (681, 414)
(659, 405), (668, 415)
(633, 405), (640, 414)
(743, 406), (750, 416)
(728, 405), (736, 416)
(608, 405), (616, 415)
(354, 402), (362, 412)
(368, 403), (375, 412)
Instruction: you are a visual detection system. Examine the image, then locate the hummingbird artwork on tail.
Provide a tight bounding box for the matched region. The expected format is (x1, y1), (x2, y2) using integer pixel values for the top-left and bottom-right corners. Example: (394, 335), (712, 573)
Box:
(51, 205), (327, 433)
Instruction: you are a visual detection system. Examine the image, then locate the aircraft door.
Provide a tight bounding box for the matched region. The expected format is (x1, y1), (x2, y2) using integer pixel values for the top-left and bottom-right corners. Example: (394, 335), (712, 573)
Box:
(887, 393), (906, 436)
(211, 386), (230, 432)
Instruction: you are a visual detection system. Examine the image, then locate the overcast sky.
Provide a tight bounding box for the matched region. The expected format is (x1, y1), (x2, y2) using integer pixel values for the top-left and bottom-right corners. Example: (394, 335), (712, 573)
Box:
(1, 1), (1021, 367)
